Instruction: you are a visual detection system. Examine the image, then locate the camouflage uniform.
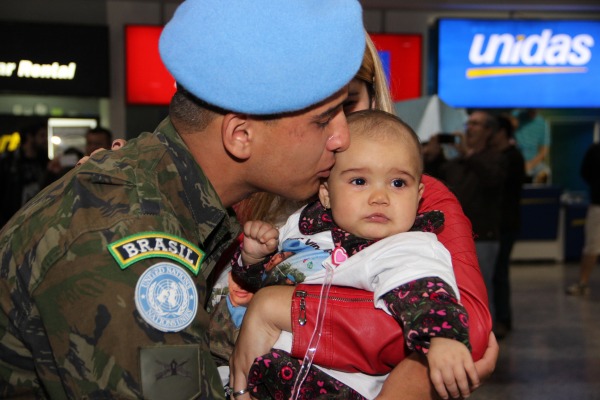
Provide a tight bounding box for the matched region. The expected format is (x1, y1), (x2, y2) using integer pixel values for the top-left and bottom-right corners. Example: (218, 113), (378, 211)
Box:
(207, 297), (239, 368)
(0, 118), (240, 399)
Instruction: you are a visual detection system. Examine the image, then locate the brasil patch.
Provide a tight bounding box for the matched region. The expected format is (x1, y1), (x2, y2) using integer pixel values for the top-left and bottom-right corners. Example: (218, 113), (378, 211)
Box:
(109, 232), (205, 276)
(135, 262), (198, 332)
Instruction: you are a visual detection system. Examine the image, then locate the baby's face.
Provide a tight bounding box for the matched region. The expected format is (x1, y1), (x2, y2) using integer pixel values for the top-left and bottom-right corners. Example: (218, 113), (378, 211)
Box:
(324, 131), (423, 240)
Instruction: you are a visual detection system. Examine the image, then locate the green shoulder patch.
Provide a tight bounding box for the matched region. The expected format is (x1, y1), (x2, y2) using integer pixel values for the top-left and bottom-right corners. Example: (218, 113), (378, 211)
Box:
(109, 232), (205, 276)
(140, 345), (200, 400)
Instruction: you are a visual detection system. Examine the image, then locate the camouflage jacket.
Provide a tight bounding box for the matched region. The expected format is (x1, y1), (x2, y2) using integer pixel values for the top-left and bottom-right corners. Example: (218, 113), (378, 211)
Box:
(207, 298), (239, 368)
(0, 118), (240, 399)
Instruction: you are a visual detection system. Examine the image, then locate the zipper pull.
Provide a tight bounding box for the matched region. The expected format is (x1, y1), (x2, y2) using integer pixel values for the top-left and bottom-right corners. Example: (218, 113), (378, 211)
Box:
(296, 290), (307, 326)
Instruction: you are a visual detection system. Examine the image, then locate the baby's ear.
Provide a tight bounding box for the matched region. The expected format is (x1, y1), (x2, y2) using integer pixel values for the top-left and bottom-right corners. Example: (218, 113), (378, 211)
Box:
(318, 183), (331, 209)
(418, 181), (425, 202)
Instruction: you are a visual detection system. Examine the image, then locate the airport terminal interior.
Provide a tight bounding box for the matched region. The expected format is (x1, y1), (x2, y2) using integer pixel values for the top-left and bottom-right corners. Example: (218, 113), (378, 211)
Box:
(2, 1), (600, 399)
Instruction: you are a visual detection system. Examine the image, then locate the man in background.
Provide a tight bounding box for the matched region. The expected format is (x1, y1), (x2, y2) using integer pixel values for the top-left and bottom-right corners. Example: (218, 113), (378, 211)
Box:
(490, 115), (526, 338)
(85, 126), (113, 156)
(439, 110), (506, 323)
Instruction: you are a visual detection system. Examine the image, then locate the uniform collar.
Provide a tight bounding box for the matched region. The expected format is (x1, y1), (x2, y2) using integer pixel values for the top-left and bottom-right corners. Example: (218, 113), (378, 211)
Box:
(155, 117), (241, 279)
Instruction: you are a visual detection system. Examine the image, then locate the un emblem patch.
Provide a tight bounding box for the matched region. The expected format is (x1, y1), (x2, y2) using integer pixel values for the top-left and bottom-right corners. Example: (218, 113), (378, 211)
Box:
(135, 262), (198, 332)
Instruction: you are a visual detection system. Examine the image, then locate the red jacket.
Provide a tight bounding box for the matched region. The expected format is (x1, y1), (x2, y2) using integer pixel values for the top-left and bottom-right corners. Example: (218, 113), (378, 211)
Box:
(290, 175), (492, 373)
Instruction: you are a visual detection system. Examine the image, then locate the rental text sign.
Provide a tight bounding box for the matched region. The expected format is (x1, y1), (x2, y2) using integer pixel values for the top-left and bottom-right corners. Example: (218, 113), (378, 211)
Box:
(438, 19), (599, 108)
(0, 22), (109, 97)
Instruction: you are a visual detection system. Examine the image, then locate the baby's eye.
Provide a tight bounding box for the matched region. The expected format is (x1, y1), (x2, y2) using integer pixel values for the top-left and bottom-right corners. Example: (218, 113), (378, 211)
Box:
(392, 179), (406, 188)
(350, 178), (366, 186)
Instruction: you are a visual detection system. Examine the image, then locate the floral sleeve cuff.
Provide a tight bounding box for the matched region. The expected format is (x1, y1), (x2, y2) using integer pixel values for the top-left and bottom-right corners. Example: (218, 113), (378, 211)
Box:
(382, 277), (471, 354)
(229, 245), (274, 293)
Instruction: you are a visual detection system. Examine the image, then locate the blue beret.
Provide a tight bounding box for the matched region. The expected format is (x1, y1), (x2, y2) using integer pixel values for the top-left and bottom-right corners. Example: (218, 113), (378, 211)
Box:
(159, 0), (365, 115)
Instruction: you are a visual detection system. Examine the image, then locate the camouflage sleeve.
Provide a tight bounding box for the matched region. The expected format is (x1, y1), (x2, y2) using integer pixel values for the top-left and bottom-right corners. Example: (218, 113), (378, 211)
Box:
(208, 298), (239, 367)
(1, 218), (226, 399)
(382, 277), (471, 354)
(0, 280), (50, 398)
(1, 126), (237, 399)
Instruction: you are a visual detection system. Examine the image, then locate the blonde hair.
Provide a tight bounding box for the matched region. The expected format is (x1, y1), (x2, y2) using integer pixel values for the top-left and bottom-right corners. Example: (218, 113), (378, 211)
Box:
(355, 34), (394, 114)
(234, 192), (304, 226)
(235, 32), (395, 225)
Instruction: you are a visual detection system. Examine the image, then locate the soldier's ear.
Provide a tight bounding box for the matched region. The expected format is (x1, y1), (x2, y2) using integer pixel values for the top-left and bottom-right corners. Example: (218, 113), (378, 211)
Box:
(221, 113), (251, 160)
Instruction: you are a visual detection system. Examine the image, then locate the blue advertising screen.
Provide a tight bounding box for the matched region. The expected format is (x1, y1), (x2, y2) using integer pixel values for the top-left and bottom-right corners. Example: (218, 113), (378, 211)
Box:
(438, 19), (600, 108)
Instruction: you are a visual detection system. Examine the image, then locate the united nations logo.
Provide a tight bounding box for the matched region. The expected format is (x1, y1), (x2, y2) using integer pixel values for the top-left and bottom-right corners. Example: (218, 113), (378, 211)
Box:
(135, 262), (198, 332)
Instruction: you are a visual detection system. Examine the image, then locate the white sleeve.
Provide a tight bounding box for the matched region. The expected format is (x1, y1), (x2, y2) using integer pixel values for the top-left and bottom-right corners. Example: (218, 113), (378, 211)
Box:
(276, 208), (300, 243)
(318, 232), (457, 313)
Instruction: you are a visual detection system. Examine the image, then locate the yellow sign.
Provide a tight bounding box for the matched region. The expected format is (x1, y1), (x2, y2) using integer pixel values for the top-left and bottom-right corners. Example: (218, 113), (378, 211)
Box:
(0, 132), (21, 154)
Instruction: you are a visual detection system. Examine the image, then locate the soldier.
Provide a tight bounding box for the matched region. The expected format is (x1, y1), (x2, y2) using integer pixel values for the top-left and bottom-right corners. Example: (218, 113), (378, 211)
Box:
(0, 0), (364, 398)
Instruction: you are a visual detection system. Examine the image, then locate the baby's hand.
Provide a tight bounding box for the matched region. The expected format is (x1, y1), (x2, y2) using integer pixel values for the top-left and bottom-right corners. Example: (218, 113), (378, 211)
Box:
(241, 220), (279, 265)
(427, 337), (480, 399)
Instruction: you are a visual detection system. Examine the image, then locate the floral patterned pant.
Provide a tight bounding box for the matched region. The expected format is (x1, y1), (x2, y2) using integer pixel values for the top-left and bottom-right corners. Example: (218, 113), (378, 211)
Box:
(247, 349), (367, 399)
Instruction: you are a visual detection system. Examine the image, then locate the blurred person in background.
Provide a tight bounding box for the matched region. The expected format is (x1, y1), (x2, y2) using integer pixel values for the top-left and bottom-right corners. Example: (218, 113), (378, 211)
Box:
(422, 131), (465, 180)
(513, 108), (550, 184)
(422, 134), (447, 179)
(43, 146), (85, 185)
(85, 126), (113, 156)
(566, 142), (600, 296)
(0, 122), (49, 226)
(44, 126), (112, 185)
(489, 114), (526, 338)
(438, 110), (506, 322)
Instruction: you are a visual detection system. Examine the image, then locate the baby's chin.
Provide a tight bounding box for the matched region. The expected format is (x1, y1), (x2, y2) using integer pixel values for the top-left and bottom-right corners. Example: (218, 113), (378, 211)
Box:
(353, 231), (388, 241)
(356, 229), (407, 242)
